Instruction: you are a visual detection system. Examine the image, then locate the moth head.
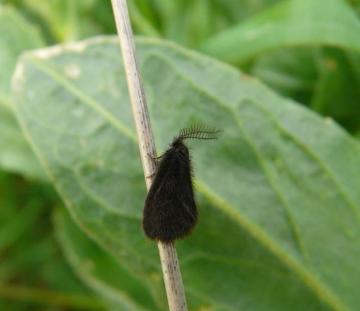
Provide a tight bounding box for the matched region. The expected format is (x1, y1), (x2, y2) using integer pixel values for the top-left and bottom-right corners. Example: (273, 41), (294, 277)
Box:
(171, 138), (189, 157)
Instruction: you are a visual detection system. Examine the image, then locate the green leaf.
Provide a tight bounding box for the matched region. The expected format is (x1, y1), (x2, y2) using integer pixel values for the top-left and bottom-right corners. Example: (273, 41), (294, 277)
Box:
(13, 36), (360, 311)
(0, 6), (45, 179)
(0, 104), (45, 179)
(249, 46), (360, 134)
(200, 0), (360, 64)
(131, 0), (282, 46)
(0, 6), (43, 96)
(310, 48), (360, 132)
(249, 47), (320, 103)
(14, 0), (115, 42)
(15, 0), (84, 42)
(54, 207), (162, 311)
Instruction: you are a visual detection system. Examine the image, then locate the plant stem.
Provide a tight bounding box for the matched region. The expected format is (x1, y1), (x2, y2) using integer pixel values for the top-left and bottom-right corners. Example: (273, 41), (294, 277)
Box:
(110, 1), (188, 311)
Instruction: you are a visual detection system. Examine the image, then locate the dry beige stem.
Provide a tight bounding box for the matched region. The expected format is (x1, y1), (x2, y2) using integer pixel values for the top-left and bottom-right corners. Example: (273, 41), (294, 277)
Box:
(110, 1), (188, 310)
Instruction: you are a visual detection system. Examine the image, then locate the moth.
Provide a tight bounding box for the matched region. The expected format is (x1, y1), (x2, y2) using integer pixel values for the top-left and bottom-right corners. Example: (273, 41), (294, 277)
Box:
(142, 126), (219, 243)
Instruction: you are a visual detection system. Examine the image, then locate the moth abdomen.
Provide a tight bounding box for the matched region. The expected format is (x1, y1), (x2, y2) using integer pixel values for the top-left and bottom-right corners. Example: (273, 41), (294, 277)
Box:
(143, 206), (197, 242)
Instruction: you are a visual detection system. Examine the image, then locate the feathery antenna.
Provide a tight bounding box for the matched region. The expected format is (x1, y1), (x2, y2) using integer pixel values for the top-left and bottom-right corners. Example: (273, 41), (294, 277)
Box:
(178, 124), (221, 141)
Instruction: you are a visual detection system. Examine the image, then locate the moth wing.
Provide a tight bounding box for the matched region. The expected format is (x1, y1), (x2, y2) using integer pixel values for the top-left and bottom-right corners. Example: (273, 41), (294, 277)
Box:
(142, 150), (197, 242)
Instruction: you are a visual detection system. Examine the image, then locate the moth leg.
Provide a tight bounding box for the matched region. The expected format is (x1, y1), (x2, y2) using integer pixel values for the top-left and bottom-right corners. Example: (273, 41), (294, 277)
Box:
(145, 153), (162, 179)
(148, 153), (164, 160)
(147, 152), (163, 166)
(145, 172), (156, 179)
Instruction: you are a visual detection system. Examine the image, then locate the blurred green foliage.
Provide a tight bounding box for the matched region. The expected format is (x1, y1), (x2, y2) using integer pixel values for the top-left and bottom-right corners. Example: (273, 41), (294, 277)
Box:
(0, 0), (360, 310)
(0, 173), (105, 310)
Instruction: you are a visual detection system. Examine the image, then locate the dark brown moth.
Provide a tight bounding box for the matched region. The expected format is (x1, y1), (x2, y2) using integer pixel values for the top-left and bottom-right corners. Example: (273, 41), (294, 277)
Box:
(142, 126), (219, 242)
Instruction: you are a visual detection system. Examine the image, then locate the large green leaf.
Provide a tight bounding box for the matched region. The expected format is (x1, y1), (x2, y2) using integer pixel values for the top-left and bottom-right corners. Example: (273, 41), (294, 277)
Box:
(0, 104), (45, 179)
(200, 0), (360, 64)
(0, 6), (45, 179)
(13, 36), (360, 311)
